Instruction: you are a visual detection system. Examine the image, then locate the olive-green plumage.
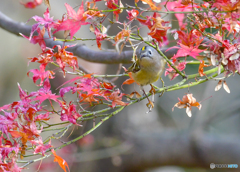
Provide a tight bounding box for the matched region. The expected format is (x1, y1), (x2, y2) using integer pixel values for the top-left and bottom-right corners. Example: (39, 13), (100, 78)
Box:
(127, 46), (166, 86)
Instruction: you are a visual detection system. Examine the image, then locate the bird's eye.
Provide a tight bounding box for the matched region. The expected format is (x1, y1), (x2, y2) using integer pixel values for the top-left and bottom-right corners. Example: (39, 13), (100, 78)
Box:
(148, 50), (152, 55)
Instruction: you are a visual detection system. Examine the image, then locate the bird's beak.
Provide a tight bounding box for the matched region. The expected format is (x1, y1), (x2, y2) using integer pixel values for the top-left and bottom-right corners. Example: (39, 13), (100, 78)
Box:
(140, 50), (148, 59)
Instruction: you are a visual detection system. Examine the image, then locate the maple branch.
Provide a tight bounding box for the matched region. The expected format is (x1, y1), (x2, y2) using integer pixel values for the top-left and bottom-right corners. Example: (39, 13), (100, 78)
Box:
(19, 106), (125, 167)
(0, 11), (179, 64)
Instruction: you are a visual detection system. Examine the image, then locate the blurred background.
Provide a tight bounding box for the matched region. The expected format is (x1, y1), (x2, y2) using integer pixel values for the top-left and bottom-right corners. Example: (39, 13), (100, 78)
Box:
(1, 0), (240, 171)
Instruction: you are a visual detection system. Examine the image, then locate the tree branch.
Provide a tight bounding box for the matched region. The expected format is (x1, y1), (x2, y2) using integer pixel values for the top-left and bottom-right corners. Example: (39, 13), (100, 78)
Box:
(0, 11), (179, 64)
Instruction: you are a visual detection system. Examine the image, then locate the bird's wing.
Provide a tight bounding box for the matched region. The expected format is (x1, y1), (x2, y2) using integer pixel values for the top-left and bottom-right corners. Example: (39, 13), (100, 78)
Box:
(127, 59), (141, 73)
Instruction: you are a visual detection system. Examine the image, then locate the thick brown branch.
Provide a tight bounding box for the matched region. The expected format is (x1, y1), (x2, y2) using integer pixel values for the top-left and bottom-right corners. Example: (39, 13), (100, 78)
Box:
(0, 11), (179, 64)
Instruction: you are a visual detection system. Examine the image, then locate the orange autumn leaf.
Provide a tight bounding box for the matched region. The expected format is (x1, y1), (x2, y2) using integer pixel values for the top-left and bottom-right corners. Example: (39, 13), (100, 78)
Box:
(126, 91), (142, 101)
(109, 89), (128, 108)
(198, 60), (210, 77)
(173, 94), (201, 117)
(102, 82), (115, 89)
(122, 72), (135, 86)
(141, 0), (161, 10)
(52, 149), (70, 172)
(19, 132), (34, 159)
(9, 130), (22, 138)
(83, 73), (93, 78)
(84, 5), (105, 18)
(114, 29), (131, 44)
(121, 66), (137, 87)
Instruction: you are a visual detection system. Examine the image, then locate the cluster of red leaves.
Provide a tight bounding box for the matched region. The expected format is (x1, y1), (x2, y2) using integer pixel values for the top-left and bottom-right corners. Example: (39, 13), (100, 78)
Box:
(169, 29), (205, 59)
(59, 75), (128, 108)
(0, 51), (128, 171)
(138, 12), (170, 44)
(106, 0), (122, 21)
(165, 59), (187, 80)
(165, 29), (205, 79)
(213, 0), (240, 18)
(0, 80), (55, 171)
(12, 3), (132, 170)
(207, 34), (240, 74)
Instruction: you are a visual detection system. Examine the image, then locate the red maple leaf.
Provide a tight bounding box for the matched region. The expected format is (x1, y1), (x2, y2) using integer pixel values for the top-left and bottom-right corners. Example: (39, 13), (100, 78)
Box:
(106, 0), (121, 21)
(60, 102), (82, 124)
(53, 2), (89, 39)
(127, 9), (139, 21)
(138, 13), (170, 43)
(53, 45), (79, 76)
(176, 29), (203, 47)
(94, 28), (107, 50)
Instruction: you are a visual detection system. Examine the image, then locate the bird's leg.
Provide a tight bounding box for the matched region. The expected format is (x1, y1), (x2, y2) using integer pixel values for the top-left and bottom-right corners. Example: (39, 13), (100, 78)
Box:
(141, 86), (151, 102)
(149, 84), (156, 103)
(159, 77), (165, 97)
(141, 86), (154, 113)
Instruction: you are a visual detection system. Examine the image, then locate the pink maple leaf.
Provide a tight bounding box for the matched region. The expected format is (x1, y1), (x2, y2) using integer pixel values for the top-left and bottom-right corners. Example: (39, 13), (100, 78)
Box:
(17, 83), (28, 100)
(53, 2), (89, 39)
(169, 43), (205, 59)
(59, 86), (74, 99)
(21, 27), (46, 51)
(33, 79), (60, 105)
(31, 138), (52, 156)
(30, 8), (55, 39)
(27, 64), (55, 86)
(35, 112), (50, 121)
(0, 111), (18, 138)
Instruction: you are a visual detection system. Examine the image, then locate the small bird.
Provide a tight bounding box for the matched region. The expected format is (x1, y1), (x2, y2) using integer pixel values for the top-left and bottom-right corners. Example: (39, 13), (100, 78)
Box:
(127, 46), (166, 111)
